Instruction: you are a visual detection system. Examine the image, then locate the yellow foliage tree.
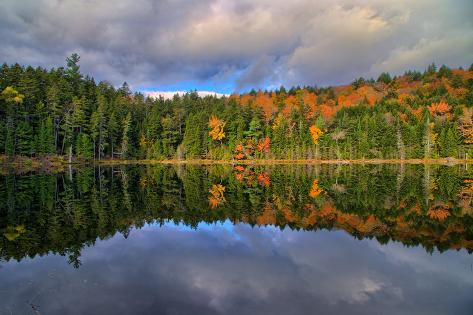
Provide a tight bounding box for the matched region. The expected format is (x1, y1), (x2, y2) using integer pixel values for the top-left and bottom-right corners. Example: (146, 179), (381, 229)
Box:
(209, 184), (226, 208)
(309, 125), (323, 144)
(208, 115), (226, 141)
(139, 134), (147, 148)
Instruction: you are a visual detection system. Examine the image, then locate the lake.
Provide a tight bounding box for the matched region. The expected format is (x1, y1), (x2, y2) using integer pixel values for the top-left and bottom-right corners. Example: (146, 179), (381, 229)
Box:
(1, 164), (472, 314)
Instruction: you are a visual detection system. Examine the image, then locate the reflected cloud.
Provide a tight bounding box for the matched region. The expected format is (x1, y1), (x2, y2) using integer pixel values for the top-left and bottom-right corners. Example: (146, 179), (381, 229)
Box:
(2, 222), (472, 314)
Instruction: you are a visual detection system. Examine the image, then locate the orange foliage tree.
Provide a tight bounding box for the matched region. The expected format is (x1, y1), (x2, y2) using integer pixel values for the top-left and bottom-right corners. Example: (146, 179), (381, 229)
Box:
(319, 104), (336, 120)
(232, 166), (270, 187)
(428, 101), (450, 116)
(234, 137), (270, 160)
(257, 137), (270, 153)
(234, 143), (245, 159)
(257, 173), (271, 186)
(302, 92), (317, 118)
(427, 206), (450, 221)
(255, 92), (275, 121)
(309, 179), (323, 197)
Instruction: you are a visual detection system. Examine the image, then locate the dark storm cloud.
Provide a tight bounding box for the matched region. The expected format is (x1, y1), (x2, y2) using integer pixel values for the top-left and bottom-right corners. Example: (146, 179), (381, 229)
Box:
(0, 0), (472, 91)
(235, 55), (279, 90)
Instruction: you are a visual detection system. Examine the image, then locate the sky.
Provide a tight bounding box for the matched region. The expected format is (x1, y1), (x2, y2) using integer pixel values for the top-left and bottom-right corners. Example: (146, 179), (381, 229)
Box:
(1, 0), (472, 94)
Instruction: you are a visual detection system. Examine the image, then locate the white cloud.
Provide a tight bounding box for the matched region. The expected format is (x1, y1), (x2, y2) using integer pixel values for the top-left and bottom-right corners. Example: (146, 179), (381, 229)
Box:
(143, 90), (229, 100)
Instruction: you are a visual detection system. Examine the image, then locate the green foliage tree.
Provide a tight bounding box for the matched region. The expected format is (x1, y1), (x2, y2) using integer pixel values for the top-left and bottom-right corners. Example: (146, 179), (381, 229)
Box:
(438, 123), (462, 157)
(15, 120), (33, 155)
(90, 94), (108, 160)
(377, 72), (392, 84)
(75, 133), (93, 159)
(36, 117), (55, 154)
(66, 53), (82, 93)
(120, 112), (132, 158)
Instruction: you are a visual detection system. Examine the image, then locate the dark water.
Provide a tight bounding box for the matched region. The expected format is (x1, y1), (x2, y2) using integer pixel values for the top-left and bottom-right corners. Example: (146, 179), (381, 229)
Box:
(1, 164), (473, 315)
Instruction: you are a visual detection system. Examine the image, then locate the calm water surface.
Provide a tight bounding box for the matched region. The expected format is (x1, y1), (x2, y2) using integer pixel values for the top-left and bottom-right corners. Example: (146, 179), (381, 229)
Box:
(1, 164), (472, 314)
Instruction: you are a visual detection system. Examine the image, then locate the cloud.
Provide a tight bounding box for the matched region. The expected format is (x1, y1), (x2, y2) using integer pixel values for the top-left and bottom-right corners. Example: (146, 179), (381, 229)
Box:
(144, 90), (229, 100)
(0, 0), (472, 92)
(370, 31), (473, 75)
(235, 55), (279, 90)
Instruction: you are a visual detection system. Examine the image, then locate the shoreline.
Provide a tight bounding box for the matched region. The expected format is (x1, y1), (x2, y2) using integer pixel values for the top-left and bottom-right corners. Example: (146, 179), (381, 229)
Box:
(98, 158), (472, 165)
(2, 155), (472, 167)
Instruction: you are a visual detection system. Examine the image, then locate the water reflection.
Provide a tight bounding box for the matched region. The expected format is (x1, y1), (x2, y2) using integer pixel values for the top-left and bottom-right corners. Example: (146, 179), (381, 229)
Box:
(1, 164), (473, 314)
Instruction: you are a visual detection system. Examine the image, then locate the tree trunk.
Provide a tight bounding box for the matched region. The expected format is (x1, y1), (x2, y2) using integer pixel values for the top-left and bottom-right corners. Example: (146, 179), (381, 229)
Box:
(68, 144), (73, 163)
(54, 119), (58, 151)
(396, 121), (406, 160)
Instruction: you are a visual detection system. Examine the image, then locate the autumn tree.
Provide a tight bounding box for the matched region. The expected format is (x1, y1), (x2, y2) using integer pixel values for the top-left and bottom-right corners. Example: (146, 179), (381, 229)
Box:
(309, 125), (323, 144)
(208, 115), (225, 141)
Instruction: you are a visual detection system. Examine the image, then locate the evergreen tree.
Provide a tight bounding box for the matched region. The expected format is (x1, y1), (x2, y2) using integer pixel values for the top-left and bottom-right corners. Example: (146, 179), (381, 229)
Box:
(377, 72), (392, 84)
(90, 94), (108, 160)
(36, 117), (55, 154)
(120, 112), (132, 158)
(108, 111), (119, 158)
(75, 133), (93, 159)
(65, 53), (82, 93)
(438, 123), (461, 157)
(15, 120), (33, 155)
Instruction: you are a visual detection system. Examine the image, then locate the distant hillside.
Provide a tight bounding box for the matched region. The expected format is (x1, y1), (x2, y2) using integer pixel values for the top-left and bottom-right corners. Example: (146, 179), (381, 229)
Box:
(230, 65), (472, 126)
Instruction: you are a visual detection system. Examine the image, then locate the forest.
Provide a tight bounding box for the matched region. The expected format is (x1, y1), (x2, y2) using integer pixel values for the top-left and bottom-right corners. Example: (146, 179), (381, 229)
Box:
(0, 54), (472, 162)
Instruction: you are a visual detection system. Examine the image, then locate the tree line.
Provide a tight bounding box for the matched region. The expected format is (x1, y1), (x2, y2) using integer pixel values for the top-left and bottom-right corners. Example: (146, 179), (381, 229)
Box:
(1, 55), (472, 162)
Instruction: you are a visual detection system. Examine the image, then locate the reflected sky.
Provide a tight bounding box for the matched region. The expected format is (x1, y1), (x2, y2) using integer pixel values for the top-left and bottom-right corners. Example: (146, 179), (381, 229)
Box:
(1, 221), (472, 315)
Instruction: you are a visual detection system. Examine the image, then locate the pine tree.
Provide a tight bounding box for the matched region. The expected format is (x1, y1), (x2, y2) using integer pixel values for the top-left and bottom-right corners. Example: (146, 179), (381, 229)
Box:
(245, 115), (263, 140)
(439, 123), (461, 157)
(90, 94), (108, 160)
(108, 111), (119, 158)
(182, 113), (205, 158)
(75, 133), (93, 159)
(36, 117), (55, 154)
(46, 84), (62, 149)
(15, 120), (33, 155)
(65, 53), (82, 94)
(120, 112), (132, 158)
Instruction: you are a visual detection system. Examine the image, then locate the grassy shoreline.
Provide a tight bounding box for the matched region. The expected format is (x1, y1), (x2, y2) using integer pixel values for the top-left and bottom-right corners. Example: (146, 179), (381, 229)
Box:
(1, 154), (472, 172)
(98, 158), (473, 165)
